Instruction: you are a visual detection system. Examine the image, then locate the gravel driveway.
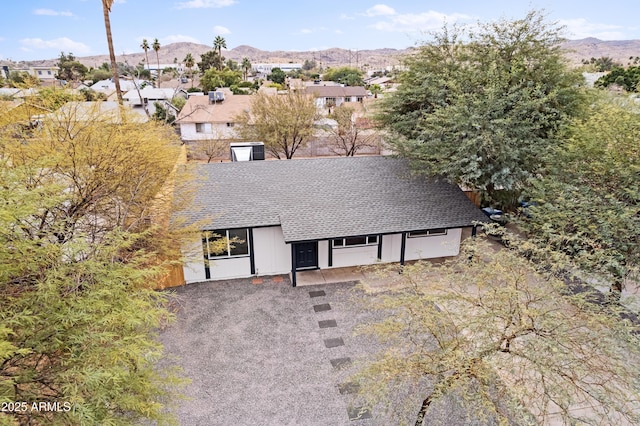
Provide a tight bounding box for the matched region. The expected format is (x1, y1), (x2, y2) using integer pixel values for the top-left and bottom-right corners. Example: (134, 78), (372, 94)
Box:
(159, 277), (382, 426)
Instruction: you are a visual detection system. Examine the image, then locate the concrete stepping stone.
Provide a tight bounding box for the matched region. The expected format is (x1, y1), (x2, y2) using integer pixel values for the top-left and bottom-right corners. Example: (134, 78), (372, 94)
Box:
(348, 406), (372, 421)
(309, 290), (326, 298)
(330, 357), (351, 368)
(313, 303), (331, 313)
(338, 382), (360, 395)
(324, 337), (345, 348)
(318, 319), (337, 328)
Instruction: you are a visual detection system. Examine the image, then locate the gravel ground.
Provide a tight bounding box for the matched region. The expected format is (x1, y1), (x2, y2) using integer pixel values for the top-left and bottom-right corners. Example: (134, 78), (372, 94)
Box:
(159, 276), (504, 426)
(159, 277), (388, 426)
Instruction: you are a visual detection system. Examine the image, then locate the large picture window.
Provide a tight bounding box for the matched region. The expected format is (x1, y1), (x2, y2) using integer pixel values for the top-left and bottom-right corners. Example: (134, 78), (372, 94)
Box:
(408, 229), (447, 238)
(203, 228), (249, 258)
(333, 235), (378, 248)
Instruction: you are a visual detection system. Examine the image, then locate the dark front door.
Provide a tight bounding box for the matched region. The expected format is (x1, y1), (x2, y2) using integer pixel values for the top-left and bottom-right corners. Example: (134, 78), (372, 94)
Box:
(295, 242), (318, 270)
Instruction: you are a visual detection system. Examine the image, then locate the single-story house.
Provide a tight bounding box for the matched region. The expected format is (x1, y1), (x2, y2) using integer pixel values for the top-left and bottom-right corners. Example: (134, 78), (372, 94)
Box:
(303, 85), (368, 108)
(178, 156), (488, 286)
(175, 90), (252, 142)
(44, 101), (148, 124)
(123, 87), (187, 115)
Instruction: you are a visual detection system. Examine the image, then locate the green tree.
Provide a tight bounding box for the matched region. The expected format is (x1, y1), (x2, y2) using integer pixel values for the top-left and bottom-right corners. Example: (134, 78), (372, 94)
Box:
(322, 66), (364, 86)
(268, 67), (286, 85)
(101, 0), (123, 105)
(302, 59), (317, 71)
(56, 52), (88, 81)
(241, 57), (251, 81)
(141, 38), (151, 72)
(520, 96), (640, 298)
(152, 38), (161, 87)
(184, 53), (195, 87)
(6, 71), (39, 88)
(200, 68), (242, 92)
(353, 238), (640, 425)
(379, 11), (584, 206)
(0, 103), (189, 424)
(213, 36), (227, 71)
(86, 67), (113, 84)
(198, 50), (223, 73)
(595, 65), (640, 92)
(235, 90), (318, 159)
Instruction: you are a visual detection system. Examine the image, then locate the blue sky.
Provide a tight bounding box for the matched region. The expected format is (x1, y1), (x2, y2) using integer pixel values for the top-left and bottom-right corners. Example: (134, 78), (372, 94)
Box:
(1, 0), (639, 61)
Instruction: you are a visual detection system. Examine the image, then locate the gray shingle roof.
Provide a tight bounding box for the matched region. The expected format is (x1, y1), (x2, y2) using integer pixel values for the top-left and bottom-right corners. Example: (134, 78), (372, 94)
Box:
(179, 156), (488, 242)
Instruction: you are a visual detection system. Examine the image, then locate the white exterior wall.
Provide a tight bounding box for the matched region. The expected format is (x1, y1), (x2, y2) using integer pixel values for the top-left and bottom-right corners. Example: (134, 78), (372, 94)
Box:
(331, 244), (378, 268)
(404, 228), (462, 260)
(179, 122), (239, 141)
(253, 227), (291, 275)
(183, 238), (207, 283)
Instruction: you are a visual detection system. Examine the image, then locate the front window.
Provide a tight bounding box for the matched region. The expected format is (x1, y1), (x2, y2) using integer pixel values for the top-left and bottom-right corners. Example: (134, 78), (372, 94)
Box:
(408, 229), (447, 238)
(203, 229), (249, 258)
(333, 235), (378, 248)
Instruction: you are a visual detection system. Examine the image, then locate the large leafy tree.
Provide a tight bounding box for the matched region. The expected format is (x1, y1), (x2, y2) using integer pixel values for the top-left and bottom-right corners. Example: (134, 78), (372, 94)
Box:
(55, 52), (88, 82)
(200, 68), (242, 92)
(197, 50), (224, 73)
(380, 11), (584, 205)
(0, 101), (188, 423)
(520, 96), (640, 297)
(101, 0), (123, 105)
(235, 90), (318, 159)
(322, 66), (364, 86)
(353, 239), (640, 425)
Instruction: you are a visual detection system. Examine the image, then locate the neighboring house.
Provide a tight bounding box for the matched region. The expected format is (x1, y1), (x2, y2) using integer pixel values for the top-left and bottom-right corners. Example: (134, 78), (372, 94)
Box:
(303, 85), (368, 108)
(45, 101), (148, 124)
(89, 79), (153, 101)
(253, 63), (302, 75)
(0, 88), (37, 99)
(178, 156), (488, 286)
(123, 87), (187, 116)
(12, 66), (59, 81)
(175, 90), (252, 141)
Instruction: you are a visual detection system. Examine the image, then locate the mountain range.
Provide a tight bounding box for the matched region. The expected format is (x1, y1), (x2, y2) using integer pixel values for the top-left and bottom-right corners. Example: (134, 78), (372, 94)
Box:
(5, 38), (640, 70)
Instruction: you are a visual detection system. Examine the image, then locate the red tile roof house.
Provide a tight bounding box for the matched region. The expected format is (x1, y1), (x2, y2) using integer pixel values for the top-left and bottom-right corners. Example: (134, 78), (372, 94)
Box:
(176, 156), (488, 286)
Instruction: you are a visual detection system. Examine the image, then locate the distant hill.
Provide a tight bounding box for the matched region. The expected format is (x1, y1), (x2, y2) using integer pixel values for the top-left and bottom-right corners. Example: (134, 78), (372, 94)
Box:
(4, 39), (640, 70)
(561, 38), (640, 66)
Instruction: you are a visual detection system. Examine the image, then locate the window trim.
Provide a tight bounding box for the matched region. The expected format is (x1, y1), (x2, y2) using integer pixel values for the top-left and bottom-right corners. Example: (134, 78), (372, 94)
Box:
(407, 229), (448, 238)
(203, 228), (250, 259)
(333, 235), (378, 248)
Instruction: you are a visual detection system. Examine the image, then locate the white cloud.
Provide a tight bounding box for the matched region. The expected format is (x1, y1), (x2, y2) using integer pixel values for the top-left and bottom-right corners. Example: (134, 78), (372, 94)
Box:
(559, 18), (626, 40)
(365, 4), (396, 17)
(33, 9), (74, 17)
(176, 0), (236, 9)
(19, 37), (91, 54)
(213, 25), (231, 35)
(300, 29), (313, 34)
(371, 11), (472, 32)
(339, 13), (355, 20)
(164, 34), (201, 43)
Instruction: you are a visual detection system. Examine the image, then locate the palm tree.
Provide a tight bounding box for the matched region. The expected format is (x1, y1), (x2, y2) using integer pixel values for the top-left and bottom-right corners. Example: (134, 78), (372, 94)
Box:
(152, 38), (161, 87)
(140, 39), (150, 72)
(184, 53), (195, 88)
(213, 36), (226, 71)
(101, 0), (123, 105)
(241, 57), (251, 81)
